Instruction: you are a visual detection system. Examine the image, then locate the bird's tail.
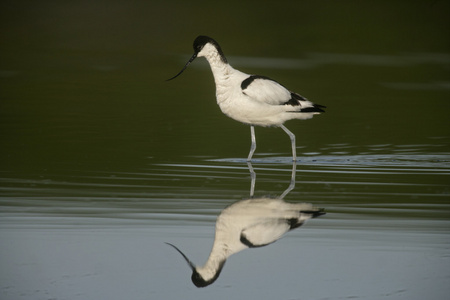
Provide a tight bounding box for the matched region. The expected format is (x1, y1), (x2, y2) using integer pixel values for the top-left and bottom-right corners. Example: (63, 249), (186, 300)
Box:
(287, 206), (325, 229)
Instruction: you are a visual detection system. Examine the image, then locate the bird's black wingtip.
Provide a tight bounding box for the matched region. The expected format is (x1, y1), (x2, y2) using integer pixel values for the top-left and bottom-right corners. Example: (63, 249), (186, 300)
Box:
(299, 104), (326, 113)
(314, 104), (327, 113)
(301, 208), (326, 218)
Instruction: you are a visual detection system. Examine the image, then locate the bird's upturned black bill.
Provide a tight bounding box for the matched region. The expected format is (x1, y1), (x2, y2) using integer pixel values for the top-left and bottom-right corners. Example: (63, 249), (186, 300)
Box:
(166, 53), (197, 81)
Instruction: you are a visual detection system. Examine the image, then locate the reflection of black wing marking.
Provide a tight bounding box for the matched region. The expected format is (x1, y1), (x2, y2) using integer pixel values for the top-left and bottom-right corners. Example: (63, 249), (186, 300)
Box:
(239, 219), (291, 248)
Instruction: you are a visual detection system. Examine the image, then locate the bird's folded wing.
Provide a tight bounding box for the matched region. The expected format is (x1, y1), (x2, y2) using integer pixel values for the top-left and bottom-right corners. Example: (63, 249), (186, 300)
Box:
(240, 219), (290, 248)
(242, 77), (291, 105)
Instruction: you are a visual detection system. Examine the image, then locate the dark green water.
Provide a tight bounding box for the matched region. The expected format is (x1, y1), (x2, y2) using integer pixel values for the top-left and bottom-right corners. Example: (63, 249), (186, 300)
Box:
(1, 1), (449, 299)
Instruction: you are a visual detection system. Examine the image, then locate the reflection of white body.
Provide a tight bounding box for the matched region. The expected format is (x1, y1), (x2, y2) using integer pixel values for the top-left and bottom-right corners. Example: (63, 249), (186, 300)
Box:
(167, 198), (324, 287)
(168, 36), (325, 161)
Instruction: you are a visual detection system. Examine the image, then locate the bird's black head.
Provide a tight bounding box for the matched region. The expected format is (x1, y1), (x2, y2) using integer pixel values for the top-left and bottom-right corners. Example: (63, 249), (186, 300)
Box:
(193, 35), (227, 63)
(191, 270), (211, 288)
(190, 261), (225, 288)
(166, 35), (226, 81)
(193, 35), (210, 53)
(193, 36), (215, 53)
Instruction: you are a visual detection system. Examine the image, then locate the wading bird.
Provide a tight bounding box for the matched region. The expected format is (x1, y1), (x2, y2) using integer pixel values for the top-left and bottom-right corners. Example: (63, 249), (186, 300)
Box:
(167, 35), (326, 161)
(166, 199), (325, 287)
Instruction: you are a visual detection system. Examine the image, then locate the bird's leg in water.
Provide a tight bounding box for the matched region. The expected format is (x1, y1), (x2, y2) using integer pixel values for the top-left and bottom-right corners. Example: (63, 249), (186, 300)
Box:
(280, 125), (297, 161)
(247, 161), (256, 198)
(247, 125), (256, 161)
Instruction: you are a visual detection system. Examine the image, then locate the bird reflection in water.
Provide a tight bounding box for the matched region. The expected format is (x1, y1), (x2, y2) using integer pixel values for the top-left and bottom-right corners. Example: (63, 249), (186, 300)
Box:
(166, 162), (325, 287)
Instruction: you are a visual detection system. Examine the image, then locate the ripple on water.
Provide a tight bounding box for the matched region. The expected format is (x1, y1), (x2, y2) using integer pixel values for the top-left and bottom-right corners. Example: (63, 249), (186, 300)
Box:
(1, 146), (449, 232)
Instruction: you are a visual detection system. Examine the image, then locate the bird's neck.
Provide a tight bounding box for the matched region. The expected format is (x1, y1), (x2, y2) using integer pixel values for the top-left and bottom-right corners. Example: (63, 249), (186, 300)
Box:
(197, 256), (226, 282)
(203, 53), (234, 87)
(197, 243), (229, 281)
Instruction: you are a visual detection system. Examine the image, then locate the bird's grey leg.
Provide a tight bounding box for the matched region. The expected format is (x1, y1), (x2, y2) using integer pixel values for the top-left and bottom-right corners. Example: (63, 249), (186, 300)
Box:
(280, 125), (297, 161)
(247, 125), (256, 161)
(278, 162), (297, 199)
(247, 161), (256, 198)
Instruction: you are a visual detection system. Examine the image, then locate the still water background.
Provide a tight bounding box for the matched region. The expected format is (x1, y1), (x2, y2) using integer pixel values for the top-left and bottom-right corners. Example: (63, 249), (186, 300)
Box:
(1, 1), (449, 299)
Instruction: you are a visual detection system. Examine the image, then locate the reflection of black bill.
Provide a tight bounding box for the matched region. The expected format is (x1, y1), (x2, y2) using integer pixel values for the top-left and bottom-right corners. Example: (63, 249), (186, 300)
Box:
(165, 242), (196, 270)
(166, 53), (197, 81)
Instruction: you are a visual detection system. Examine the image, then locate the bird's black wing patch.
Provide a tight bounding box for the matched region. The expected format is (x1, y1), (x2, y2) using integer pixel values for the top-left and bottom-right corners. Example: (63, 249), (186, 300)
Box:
(241, 75), (277, 90)
(283, 93), (307, 106)
(240, 232), (275, 248)
(287, 218), (304, 229)
(285, 92), (327, 112)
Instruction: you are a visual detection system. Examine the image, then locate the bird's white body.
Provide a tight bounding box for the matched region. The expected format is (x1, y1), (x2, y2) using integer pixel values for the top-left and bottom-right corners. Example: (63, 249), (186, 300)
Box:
(195, 198), (320, 283)
(168, 35), (325, 161)
(198, 43), (320, 127)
